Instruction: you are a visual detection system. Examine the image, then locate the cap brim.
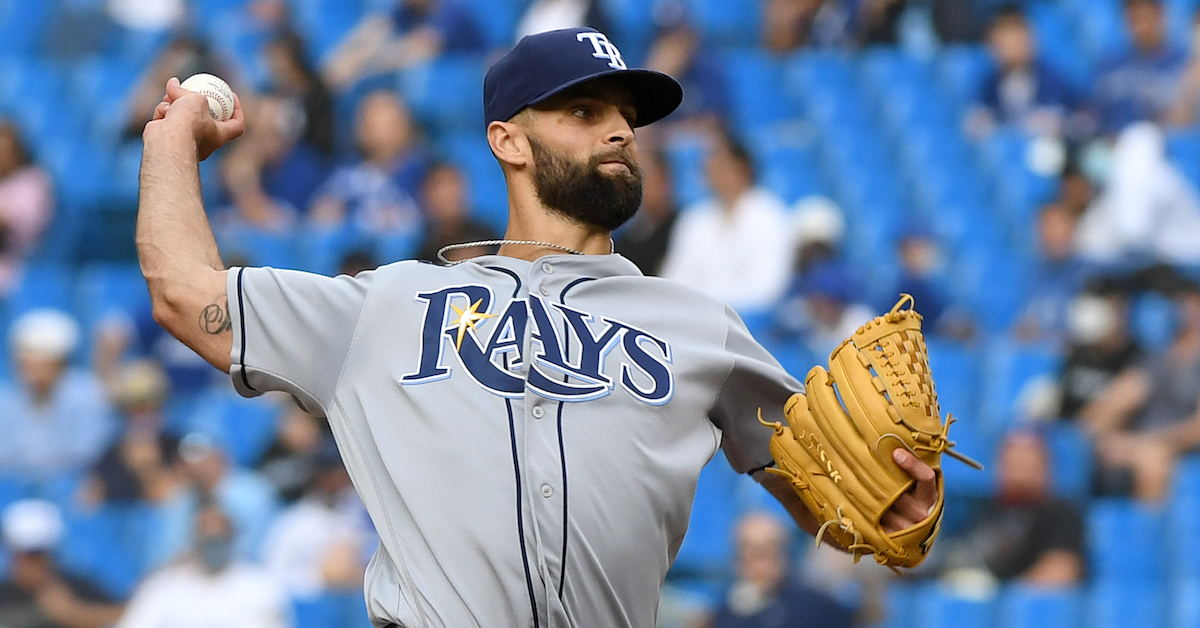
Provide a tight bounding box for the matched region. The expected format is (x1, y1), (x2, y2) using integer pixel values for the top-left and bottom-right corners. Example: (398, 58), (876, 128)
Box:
(527, 68), (683, 128)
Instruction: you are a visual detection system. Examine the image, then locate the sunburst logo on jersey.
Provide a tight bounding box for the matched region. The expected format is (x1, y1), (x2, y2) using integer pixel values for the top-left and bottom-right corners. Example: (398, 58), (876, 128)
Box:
(449, 299), (496, 350)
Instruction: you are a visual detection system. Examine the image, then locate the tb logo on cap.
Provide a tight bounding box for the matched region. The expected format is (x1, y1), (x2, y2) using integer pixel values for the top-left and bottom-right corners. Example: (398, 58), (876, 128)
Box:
(577, 32), (627, 70)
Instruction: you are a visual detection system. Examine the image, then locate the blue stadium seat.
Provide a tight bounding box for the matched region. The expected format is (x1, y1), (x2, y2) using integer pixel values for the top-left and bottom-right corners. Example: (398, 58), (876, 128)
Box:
(936, 44), (992, 110)
(750, 128), (823, 204)
(874, 581), (917, 628)
(295, 225), (376, 277)
(1026, 2), (1093, 93)
(1074, 0), (1130, 65)
(687, 0), (760, 47)
(782, 50), (857, 111)
(216, 225), (301, 270)
(398, 54), (485, 136)
(438, 133), (509, 232)
(73, 262), (150, 328)
(661, 135), (710, 210)
(979, 341), (1062, 428)
(1043, 424), (1092, 500)
(5, 263), (75, 322)
(293, 0), (366, 63)
(1131, 292), (1178, 353)
(58, 503), (154, 599)
(1088, 498), (1166, 584)
(999, 585), (1083, 628)
(951, 245), (1032, 336)
(1173, 578), (1200, 628)
(1088, 580), (1168, 628)
(859, 48), (934, 108)
(598, 0), (656, 64)
(1168, 493), (1200, 580)
(913, 584), (996, 628)
(186, 389), (284, 467)
(0, 3), (52, 55)
(374, 229), (421, 264)
(454, 0), (521, 50)
(672, 450), (741, 579)
(719, 49), (794, 134)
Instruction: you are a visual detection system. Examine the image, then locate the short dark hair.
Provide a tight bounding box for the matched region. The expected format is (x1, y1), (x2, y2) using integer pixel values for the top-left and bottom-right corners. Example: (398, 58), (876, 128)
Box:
(715, 133), (756, 182)
(990, 3), (1027, 27)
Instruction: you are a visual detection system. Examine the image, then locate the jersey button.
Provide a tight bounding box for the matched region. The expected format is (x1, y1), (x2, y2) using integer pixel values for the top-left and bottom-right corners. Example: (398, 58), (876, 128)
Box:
(531, 406), (544, 419)
(539, 285), (550, 296)
(540, 484), (554, 498)
(541, 262), (554, 274)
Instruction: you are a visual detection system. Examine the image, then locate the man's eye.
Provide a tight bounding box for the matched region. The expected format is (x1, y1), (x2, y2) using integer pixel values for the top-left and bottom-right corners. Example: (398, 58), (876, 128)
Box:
(572, 107), (591, 119)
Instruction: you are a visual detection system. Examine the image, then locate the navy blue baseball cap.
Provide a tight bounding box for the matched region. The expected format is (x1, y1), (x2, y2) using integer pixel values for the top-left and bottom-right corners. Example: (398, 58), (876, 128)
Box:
(484, 28), (683, 128)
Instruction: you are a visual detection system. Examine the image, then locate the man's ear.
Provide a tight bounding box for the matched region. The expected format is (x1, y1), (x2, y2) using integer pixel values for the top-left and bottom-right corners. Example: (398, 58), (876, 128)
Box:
(487, 120), (529, 168)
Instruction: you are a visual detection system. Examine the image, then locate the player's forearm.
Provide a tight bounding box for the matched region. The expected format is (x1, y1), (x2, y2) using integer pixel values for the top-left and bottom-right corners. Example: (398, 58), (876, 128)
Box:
(137, 123), (233, 372)
(756, 470), (846, 550)
(137, 124), (224, 295)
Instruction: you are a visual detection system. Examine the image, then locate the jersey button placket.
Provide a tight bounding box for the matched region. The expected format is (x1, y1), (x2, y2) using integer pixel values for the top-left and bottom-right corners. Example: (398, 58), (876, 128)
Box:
(531, 405), (544, 419)
(541, 262), (554, 274)
(540, 484), (554, 498)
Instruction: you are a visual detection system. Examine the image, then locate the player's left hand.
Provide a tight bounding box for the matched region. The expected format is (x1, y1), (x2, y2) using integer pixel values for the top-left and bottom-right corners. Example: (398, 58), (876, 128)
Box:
(881, 449), (938, 533)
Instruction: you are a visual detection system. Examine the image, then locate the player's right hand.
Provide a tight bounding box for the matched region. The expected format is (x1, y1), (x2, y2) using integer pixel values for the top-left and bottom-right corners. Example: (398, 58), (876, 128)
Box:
(144, 77), (245, 162)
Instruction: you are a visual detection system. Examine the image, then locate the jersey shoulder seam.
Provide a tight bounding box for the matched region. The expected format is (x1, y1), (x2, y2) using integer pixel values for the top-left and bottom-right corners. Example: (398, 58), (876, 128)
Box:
(325, 273), (377, 412)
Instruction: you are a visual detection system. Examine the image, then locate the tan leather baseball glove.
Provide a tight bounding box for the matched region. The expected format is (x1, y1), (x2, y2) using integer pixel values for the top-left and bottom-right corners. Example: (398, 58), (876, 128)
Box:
(759, 294), (982, 569)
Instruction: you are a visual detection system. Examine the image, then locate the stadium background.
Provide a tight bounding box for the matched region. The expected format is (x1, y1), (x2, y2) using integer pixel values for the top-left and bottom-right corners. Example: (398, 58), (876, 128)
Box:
(0, 0), (1197, 626)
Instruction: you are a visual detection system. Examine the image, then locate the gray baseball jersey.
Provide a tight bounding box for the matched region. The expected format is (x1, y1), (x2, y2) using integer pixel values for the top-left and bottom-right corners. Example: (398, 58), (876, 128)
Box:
(226, 253), (801, 628)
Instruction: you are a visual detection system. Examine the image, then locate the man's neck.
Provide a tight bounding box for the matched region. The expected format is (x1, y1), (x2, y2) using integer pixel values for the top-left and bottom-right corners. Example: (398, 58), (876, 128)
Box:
(499, 192), (613, 260)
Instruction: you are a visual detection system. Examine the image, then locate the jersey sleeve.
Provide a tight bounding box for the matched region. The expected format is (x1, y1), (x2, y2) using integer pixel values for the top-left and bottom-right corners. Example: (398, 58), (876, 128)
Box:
(227, 266), (373, 415)
(708, 305), (804, 474)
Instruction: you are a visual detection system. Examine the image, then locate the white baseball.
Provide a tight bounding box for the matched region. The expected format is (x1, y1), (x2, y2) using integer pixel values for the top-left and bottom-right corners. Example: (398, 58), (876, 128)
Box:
(179, 73), (235, 122)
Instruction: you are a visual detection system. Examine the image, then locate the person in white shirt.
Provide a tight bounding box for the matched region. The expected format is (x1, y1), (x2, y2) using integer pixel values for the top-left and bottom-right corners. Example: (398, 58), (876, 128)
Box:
(117, 503), (291, 628)
(660, 136), (794, 313)
(1077, 122), (1200, 265)
(262, 439), (376, 599)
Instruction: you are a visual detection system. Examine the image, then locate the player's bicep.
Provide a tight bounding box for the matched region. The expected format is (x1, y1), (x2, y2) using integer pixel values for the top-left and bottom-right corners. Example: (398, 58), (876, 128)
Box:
(150, 268), (233, 373)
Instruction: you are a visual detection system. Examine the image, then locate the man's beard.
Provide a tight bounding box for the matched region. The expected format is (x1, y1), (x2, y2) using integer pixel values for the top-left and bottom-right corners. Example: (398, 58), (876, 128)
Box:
(528, 135), (643, 232)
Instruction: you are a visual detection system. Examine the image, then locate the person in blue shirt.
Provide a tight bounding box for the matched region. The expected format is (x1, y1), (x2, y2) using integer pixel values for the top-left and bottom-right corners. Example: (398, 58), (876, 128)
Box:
(323, 0), (485, 90)
(708, 512), (855, 628)
(309, 90), (430, 235)
(967, 4), (1083, 139)
(1094, 0), (1187, 135)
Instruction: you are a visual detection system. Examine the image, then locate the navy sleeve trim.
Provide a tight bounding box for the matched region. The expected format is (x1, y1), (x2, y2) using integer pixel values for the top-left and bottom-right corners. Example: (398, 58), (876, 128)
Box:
(235, 268), (256, 392)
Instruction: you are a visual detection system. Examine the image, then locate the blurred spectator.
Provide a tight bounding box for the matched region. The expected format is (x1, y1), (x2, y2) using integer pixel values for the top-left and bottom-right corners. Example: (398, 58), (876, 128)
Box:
(892, 226), (975, 340)
(965, 4), (1083, 140)
(256, 407), (331, 504)
(123, 36), (233, 141)
(773, 260), (873, 359)
(660, 135), (794, 312)
(1083, 275), (1200, 503)
(514, 0), (609, 42)
(0, 310), (114, 480)
(106, 0), (183, 32)
(1057, 161), (1095, 220)
(704, 512), (854, 628)
(1076, 122), (1200, 265)
(1093, 0), (1186, 135)
(0, 121), (54, 294)
(80, 361), (181, 508)
(263, 32), (337, 157)
(117, 503), (290, 628)
(786, 196), (845, 285)
(615, 150), (678, 276)
(643, 1), (729, 135)
(309, 91), (428, 235)
(930, 0), (985, 44)
(763, 0), (907, 52)
(338, 250), (378, 276)
(413, 162), (498, 263)
(93, 306), (221, 424)
(1057, 278), (1142, 421)
(0, 500), (125, 628)
(938, 431), (1086, 589)
(1014, 202), (1089, 345)
(147, 434), (278, 568)
(217, 93), (330, 231)
(262, 439), (375, 599)
(323, 0), (485, 90)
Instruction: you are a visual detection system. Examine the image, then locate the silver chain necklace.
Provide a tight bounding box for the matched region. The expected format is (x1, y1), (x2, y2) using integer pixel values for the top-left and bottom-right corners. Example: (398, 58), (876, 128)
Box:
(436, 239), (615, 265)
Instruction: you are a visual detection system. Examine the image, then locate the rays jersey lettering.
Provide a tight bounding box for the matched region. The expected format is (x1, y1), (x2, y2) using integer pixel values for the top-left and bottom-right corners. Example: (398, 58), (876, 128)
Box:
(401, 285), (673, 404)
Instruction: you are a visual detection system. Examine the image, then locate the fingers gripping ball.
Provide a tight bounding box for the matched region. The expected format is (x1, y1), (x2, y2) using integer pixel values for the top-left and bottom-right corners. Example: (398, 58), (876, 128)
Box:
(760, 294), (983, 569)
(180, 73), (235, 122)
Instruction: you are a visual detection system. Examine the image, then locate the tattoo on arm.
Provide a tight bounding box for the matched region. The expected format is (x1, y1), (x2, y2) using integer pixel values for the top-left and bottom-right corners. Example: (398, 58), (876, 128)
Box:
(199, 299), (232, 335)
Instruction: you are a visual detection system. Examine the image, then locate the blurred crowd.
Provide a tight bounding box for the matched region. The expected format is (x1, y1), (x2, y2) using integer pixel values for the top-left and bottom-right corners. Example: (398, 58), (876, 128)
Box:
(0, 0), (1197, 627)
